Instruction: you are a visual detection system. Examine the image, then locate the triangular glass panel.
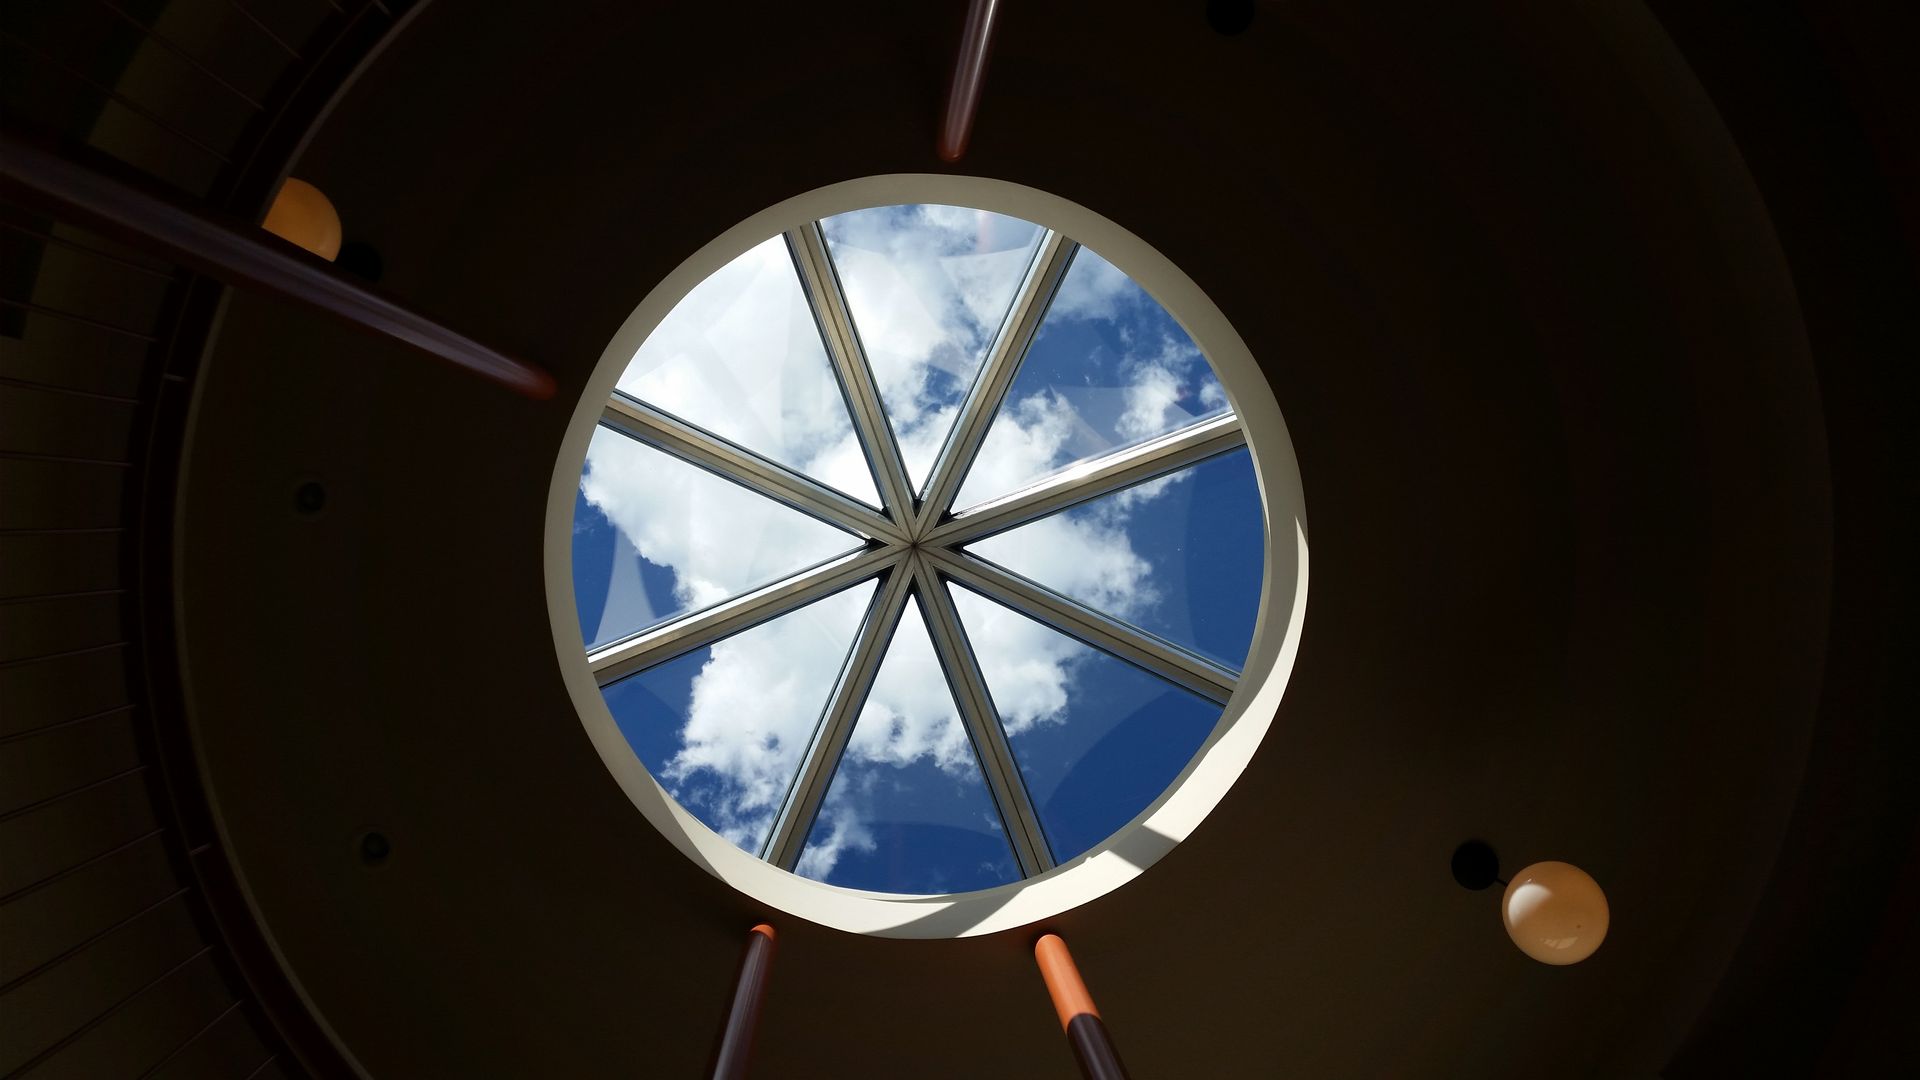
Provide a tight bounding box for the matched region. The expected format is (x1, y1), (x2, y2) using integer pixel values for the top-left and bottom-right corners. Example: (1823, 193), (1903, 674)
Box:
(821, 205), (1044, 494)
(615, 235), (880, 505)
(795, 595), (1021, 893)
(963, 448), (1263, 669)
(602, 581), (876, 855)
(955, 246), (1230, 508)
(949, 586), (1224, 862)
(575, 424), (864, 649)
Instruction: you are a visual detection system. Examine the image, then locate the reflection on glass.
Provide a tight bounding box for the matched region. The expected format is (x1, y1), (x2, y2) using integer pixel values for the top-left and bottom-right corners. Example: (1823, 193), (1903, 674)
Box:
(956, 246), (1229, 508)
(616, 236), (879, 505)
(796, 596), (1019, 893)
(950, 587), (1223, 861)
(964, 448), (1263, 669)
(603, 583), (875, 854)
(822, 205), (1043, 493)
(574, 425), (862, 648)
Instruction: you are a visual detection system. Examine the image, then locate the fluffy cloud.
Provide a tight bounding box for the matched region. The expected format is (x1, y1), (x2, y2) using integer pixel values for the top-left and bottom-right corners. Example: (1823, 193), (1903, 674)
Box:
(580, 428), (856, 615)
(825, 205), (1045, 489)
(580, 209), (1215, 884)
(617, 235), (879, 504)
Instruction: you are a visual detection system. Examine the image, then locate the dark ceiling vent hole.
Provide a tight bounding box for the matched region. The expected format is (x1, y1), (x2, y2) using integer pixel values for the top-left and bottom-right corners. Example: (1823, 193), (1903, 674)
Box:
(294, 480), (327, 515)
(337, 240), (384, 283)
(1451, 840), (1501, 890)
(1206, 0), (1256, 36)
(358, 829), (392, 867)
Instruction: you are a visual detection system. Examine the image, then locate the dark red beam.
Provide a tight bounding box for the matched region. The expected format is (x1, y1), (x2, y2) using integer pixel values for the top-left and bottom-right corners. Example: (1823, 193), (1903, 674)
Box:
(710, 923), (777, 1080)
(0, 125), (556, 401)
(1035, 934), (1131, 1080)
(938, 0), (1000, 163)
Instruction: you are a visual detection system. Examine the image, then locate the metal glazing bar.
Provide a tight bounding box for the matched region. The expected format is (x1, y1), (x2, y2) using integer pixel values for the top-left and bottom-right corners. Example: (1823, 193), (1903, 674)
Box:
(1034, 934), (1130, 1080)
(763, 560), (915, 869)
(600, 396), (904, 543)
(591, 547), (902, 687)
(786, 223), (919, 521)
(915, 231), (1076, 535)
(914, 553), (1053, 876)
(709, 924), (777, 1080)
(0, 127), (557, 399)
(925, 547), (1238, 704)
(937, 0), (1000, 162)
(928, 413), (1247, 547)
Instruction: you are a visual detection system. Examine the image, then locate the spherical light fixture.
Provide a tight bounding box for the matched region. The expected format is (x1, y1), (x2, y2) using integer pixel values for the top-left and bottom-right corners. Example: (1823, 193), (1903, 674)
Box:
(262, 177), (342, 261)
(1501, 861), (1609, 965)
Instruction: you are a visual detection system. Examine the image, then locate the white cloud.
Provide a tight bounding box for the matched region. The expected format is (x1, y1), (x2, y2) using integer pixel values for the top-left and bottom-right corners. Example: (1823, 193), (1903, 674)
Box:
(618, 235), (879, 504)
(585, 207), (1224, 885)
(826, 206), (1043, 489)
(580, 428), (857, 615)
(659, 583), (873, 850)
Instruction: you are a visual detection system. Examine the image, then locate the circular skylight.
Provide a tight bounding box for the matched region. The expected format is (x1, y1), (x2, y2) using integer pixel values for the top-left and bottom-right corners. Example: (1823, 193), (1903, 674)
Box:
(550, 176), (1307, 935)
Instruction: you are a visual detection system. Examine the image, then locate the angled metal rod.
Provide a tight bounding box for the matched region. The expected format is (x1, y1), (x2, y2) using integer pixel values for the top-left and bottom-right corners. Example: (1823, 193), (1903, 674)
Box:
(786, 223), (919, 521)
(0, 296), (160, 341)
(0, 216), (177, 280)
(0, 828), (165, 907)
(709, 924), (777, 1080)
(136, 997), (246, 1080)
(764, 560), (915, 870)
(928, 413), (1247, 547)
(915, 553), (1054, 877)
(227, 1), (301, 58)
(914, 232), (1076, 536)
(95, 1), (267, 110)
(2, 943), (216, 1078)
(0, 765), (148, 825)
(1035, 934), (1130, 1080)
(0, 885), (190, 999)
(0, 640), (126, 673)
(925, 547), (1238, 704)
(0, 31), (232, 163)
(0, 126), (557, 399)
(938, 0), (1001, 162)
(0, 373), (142, 404)
(590, 547), (903, 687)
(600, 396), (904, 544)
(0, 703), (136, 746)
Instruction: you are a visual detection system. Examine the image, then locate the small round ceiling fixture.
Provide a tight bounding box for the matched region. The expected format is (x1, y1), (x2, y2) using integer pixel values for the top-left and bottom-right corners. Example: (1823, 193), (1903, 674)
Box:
(546, 176), (1308, 937)
(1503, 861), (1610, 965)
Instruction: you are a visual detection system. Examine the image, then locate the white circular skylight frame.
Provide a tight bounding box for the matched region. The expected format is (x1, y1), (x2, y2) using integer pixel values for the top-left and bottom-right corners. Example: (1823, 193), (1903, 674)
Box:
(546, 174), (1308, 938)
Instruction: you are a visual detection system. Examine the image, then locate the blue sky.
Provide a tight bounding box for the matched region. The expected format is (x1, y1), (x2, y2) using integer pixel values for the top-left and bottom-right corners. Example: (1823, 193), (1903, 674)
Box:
(572, 205), (1264, 894)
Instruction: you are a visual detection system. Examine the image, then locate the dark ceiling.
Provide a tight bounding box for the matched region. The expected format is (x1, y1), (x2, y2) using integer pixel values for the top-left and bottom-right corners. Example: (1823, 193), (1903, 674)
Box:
(3, 1), (1915, 1077)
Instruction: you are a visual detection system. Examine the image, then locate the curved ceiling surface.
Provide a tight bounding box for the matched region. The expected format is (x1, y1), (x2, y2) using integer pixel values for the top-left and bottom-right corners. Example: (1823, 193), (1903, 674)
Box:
(172, 1), (1831, 1076)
